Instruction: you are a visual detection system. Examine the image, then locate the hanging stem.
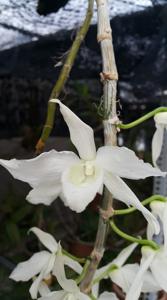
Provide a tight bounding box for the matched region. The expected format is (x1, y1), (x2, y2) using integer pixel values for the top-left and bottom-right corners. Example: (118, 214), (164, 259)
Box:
(114, 194), (167, 215)
(92, 264), (117, 285)
(110, 220), (159, 250)
(117, 107), (167, 130)
(80, 0), (118, 293)
(36, 0), (94, 153)
(76, 260), (90, 284)
(62, 249), (87, 264)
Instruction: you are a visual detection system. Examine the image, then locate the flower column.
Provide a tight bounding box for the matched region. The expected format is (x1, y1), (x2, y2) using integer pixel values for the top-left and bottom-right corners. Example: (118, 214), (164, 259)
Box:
(80, 0), (118, 293)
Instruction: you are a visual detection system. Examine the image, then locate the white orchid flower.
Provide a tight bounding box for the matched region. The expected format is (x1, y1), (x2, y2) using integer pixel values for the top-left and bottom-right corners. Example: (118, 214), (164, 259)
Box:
(94, 243), (159, 298)
(152, 112), (167, 166)
(38, 249), (90, 300)
(10, 227), (82, 299)
(126, 209), (167, 300)
(147, 200), (167, 243)
(0, 100), (165, 234)
(93, 243), (137, 296)
(94, 243), (158, 295)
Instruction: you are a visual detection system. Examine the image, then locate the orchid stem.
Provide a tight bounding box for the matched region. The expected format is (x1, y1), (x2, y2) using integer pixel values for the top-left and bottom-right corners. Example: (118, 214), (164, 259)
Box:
(80, 0), (118, 293)
(114, 195), (167, 216)
(89, 294), (97, 300)
(76, 260), (90, 284)
(118, 107), (167, 130)
(110, 220), (159, 250)
(62, 249), (87, 264)
(36, 0), (94, 153)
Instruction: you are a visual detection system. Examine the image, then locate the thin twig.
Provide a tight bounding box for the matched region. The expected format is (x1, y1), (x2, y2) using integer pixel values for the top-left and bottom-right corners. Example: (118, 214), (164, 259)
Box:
(80, 0), (118, 293)
(36, 0), (94, 153)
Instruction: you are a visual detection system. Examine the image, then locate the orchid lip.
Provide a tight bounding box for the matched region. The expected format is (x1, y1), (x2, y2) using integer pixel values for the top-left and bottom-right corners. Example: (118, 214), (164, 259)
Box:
(68, 160), (99, 186)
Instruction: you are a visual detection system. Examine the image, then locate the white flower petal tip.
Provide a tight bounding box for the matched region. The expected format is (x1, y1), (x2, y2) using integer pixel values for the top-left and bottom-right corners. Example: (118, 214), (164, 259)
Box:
(152, 112), (167, 166)
(96, 146), (166, 179)
(9, 251), (50, 282)
(29, 227), (58, 253)
(146, 214), (160, 237)
(112, 243), (137, 267)
(51, 100), (96, 161)
(154, 112), (167, 125)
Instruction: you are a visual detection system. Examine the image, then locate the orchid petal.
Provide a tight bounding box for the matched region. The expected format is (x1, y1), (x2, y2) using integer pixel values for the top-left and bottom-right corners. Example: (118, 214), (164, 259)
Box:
(53, 245), (79, 293)
(152, 125), (164, 166)
(26, 181), (61, 205)
(0, 150), (79, 187)
(92, 283), (99, 298)
(98, 292), (118, 300)
(150, 201), (165, 221)
(30, 254), (55, 299)
(125, 247), (156, 300)
(142, 270), (160, 293)
(9, 251), (50, 282)
(104, 172), (160, 236)
(110, 264), (139, 293)
(38, 282), (51, 297)
(51, 99), (96, 160)
(38, 291), (66, 300)
(61, 165), (103, 213)
(111, 263), (159, 294)
(78, 292), (92, 300)
(96, 146), (165, 179)
(147, 201), (165, 240)
(112, 243), (137, 267)
(30, 270), (45, 299)
(150, 248), (167, 292)
(152, 112), (167, 166)
(63, 256), (82, 274)
(154, 112), (167, 125)
(30, 227), (58, 253)
(94, 243), (137, 284)
(163, 204), (167, 249)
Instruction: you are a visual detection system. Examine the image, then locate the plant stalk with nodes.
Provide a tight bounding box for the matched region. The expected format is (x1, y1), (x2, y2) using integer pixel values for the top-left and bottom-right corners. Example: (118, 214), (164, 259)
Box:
(80, 0), (118, 293)
(0, 1), (167, 300)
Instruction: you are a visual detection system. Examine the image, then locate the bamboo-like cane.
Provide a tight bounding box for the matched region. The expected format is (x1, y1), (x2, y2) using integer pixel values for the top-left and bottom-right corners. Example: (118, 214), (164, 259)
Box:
(36, 0), (94, 153)
(80, 0), (118, 293)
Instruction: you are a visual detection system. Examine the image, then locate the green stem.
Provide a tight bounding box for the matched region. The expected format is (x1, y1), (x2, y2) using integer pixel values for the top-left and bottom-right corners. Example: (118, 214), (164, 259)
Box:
(36, 0), (94, 153)
(118, 107), (167, 130)
(62, 249), (87, 264)
(110, 220), (159, 250)
(76, 260), (90, 284)
(114, 195), (167, 216)
(92, 264), (117, 285)
(89, 294), (97, 300)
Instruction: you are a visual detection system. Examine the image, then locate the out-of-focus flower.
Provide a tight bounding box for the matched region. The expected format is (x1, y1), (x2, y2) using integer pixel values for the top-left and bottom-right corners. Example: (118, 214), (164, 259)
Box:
(38, 248), (89, 300)
(147, 200), (167, 243)
(94, 243), (159, 297)
(126, 202), (167, 300)
(152, 112), (167, 166)
(10, 227), (82, 299)
(0, 100), (165, 235)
